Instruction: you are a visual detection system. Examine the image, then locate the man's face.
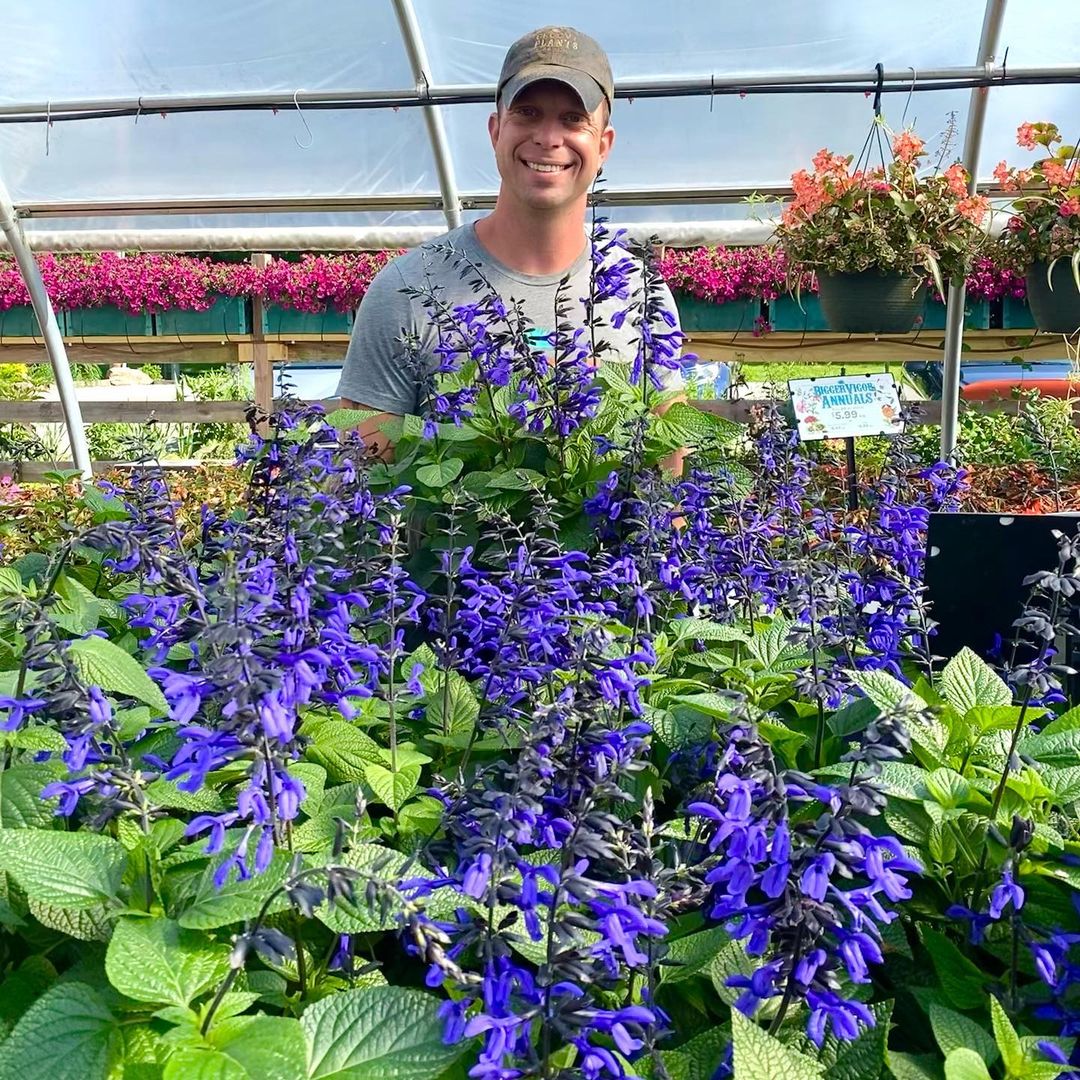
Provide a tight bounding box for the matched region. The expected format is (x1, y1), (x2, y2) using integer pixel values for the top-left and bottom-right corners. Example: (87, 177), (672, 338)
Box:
(488, 80), (614, 213)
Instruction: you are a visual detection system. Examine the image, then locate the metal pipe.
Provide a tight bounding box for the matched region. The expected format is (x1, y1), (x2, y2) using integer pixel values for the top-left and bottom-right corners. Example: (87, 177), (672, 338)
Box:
(9, 179), (1023, 219)
(0, 63), (1077, 121)
(5, 219), (785, 252)
(940, 0), (1008, 462)
(391, 0), (462, 230)
(0, 180), (92, 479)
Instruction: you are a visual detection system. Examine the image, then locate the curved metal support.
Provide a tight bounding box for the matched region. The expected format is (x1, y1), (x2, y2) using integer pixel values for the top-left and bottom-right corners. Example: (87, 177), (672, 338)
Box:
(0, 179), (92, 479)
(391, 0), (462, 230)
(940, 0), (1008, 461)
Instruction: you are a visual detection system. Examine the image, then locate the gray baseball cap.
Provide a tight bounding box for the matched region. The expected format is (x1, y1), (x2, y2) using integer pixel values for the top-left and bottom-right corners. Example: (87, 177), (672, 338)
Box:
(497, 26), (614, 114)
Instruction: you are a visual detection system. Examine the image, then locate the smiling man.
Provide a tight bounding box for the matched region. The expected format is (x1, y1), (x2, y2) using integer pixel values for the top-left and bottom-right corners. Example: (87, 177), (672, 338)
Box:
(336, 26), (684, 461)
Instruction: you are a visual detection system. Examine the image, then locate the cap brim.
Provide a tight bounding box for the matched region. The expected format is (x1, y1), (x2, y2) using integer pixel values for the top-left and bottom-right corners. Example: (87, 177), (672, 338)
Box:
(499, 64), (606, 114)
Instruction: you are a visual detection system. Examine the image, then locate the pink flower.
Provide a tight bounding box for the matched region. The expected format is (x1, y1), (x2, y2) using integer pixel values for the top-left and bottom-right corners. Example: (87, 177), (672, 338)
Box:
(1061, 197), (1080, 218)
(1017, 122), (1038, 150)
(943, 163), (969, 197)
(891, 130), (925, 164)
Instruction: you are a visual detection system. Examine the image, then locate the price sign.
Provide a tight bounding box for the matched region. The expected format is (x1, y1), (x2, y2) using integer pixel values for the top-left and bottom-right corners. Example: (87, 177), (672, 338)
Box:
(788, 373), (903, 441)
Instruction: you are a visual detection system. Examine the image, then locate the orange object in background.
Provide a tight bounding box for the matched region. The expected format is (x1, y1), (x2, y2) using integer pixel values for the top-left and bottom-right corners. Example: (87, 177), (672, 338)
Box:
(960, 377), (1080, 401)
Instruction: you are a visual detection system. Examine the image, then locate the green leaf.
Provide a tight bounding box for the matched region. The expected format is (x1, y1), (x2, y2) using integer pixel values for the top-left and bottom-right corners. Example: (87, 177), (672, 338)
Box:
(0, 981), (118, 1080)
(649, 1025), (729, 1080)
(324, 408), (382, 431)
(1018, 729), (1080, 768)
(415, 459), (463, 488)
(0, 828), (126, 909)
(988, 996), (1023, 1077)
(6, 726), (68, 753)
(940, 648), (1012, 715)
(967, 706), (1035, 735)
(364, 763), (420, 812)
(661, 926), (732, 984)
(853, 670), (927, 713)
(178, 850), (292, 930)
(649, 704), (712, 750)
(165, 1016), (309, 1080)
(28, 898), (114, 941)
(315, 845), (411, 934)
(424, 672), (479, 736)
(0, 566), (24, 593)
(670, 618), (750, 645)
(0, 762), (65, 828)
(485, 468), (547, 491)
(831, 1000), (891, 1080)
(925, 769), (971, 809)
(301, 985), (467, 1080)
(731, 1010), (825, 1080)
(1038, 704), (1080, 737)
(65, 636), (168, 714)
(828, 697), (881, 739)
(303, 720), (383, 783)
(919, 928), (987, 1010)
(146, 779), (228, 813)
(105, 916), (230, 1007)
(669, 692), (741, 719)
(929, 1004), (998, 1067)
(943, 1048), (992, 1080)
(886, 1051), (944, 1080)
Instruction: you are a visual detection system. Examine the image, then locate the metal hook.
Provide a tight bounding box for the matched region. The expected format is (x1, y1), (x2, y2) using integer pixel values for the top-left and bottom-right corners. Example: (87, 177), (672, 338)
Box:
(872, 62), (884, 118)
(1000, 45), (1009, 83)
(901, 66), (917, 129)
(135, 96), (143, 126)
(45, 100), (51, 156)
(709, 73), (714, 114)
(293, 89), (313, 150)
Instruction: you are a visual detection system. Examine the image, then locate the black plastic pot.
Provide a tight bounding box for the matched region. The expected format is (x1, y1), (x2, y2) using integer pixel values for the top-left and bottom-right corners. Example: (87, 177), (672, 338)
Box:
(1025, 259), (1080, 335)
(815, 271), (924, 334)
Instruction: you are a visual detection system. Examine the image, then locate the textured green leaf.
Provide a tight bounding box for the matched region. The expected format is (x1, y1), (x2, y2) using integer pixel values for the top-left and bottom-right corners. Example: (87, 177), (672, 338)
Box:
(0, 566), (24, 593)
(301, 985), (466, 1080)
(485, 468), (546, 491)
(0, 762), (65, 828)
(661, 926), (732, 984)
(0, 828), (126, 909)
(0, 956), (57, 1027)
(925, 769), (971, 809)
(929, 1005), (998, 1067)
(1038, 704), (1080, 736)
(164, 1016), (308, 1080)
(424, 672), (479, 736)
(988, 996), (1023, 1076)
(146, 779), (228, 813)
(1019, 729), (1080, 768)
(830, 1000), (891, 1080)
(28, 898), (114, 941)
(364, 763), (420, 812)
(940, 648), (1012, 715)
(853, 670), (926, 713)
(415, 459), (463, 488)
(731, 1010), (824, 1080)
(105, 916), (230, 1007)
(316, 845), (411, 934)
(178, 850), (292, 930)
(670, 617), (749, 645)
(304, 720), (383, 783)
(6, 726), (68, 753)
(65, 636), (168, 713)
(648, 704), (712, 750)
(0, 981), (118, 1080)
(649, 1025), (729, 1080)
(886, 1051), (944, 1080)
(943, 1048), (992, 1080)
(919, 928), (987, 1010)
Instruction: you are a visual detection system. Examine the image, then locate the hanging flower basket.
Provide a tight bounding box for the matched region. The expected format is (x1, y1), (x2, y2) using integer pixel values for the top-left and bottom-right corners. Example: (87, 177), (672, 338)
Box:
(815, 271), (924, 334)
(1025, 259), (1080, 335)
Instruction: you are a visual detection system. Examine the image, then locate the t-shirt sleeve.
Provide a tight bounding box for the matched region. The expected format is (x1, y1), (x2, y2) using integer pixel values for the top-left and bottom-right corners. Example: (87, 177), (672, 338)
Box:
(335, 261), (421, 415)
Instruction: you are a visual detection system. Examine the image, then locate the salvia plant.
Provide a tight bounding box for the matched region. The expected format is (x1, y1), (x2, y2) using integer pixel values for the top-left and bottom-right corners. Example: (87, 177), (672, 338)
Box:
(0, 219), (1078, 1080)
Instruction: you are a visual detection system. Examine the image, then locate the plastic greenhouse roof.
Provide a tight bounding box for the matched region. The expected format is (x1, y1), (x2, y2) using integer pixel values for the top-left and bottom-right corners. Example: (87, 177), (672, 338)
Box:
(2, 0), (1079, 238)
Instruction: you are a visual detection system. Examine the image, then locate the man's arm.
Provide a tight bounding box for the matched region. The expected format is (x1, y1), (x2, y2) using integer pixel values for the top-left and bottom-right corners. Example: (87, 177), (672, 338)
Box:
(338, 398), (399, 461)
(654, 391), (688, 477)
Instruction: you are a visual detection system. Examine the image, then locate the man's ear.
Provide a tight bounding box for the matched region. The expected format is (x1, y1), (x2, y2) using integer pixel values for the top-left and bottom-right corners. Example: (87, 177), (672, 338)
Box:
(488, 110), (500, 150)
(598, 125), (615, 168)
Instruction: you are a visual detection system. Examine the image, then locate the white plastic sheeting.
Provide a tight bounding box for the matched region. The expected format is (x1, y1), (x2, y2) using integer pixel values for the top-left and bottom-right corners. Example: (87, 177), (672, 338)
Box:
(1, 0), (1077, 236)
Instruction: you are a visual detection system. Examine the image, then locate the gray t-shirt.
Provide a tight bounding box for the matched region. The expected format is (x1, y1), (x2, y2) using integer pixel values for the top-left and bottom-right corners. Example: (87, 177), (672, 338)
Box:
(335, 222), (683, 415)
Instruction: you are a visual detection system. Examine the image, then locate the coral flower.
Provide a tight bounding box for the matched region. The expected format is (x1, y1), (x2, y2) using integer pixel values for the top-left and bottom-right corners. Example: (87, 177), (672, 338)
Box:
(891, 130), (925, 164)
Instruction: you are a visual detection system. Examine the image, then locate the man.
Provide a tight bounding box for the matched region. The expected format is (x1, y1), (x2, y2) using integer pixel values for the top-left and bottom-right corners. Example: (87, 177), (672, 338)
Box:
(336, 25), (685, 464)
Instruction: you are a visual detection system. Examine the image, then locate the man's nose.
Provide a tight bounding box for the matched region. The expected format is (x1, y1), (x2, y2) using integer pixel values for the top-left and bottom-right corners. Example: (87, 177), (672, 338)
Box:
(531, 118), (563, 147)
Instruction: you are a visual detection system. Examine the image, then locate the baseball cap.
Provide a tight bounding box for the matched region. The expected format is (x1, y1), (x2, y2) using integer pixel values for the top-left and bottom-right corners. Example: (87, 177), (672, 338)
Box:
(497, 26), (614, 115)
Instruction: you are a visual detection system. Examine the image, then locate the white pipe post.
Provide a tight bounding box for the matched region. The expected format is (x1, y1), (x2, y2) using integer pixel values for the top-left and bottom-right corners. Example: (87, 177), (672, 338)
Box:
(940, 0), (1007, 462)
(0, 180), (92, 479)
(391, 0), (463, 230)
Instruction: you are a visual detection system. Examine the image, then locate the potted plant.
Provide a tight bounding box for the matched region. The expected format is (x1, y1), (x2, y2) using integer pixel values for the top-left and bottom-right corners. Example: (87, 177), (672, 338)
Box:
(773, 126), (990, 333)
(994, 121), (1080, 335)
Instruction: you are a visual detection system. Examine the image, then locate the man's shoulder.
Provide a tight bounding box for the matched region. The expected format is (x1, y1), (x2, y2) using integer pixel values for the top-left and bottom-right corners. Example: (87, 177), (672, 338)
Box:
(373, 224), (476, 288)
